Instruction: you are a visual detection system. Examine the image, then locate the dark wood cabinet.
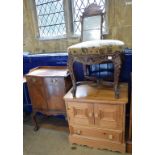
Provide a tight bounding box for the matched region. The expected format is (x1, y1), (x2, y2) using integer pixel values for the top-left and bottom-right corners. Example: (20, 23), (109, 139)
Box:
(26, 66), (72, 130)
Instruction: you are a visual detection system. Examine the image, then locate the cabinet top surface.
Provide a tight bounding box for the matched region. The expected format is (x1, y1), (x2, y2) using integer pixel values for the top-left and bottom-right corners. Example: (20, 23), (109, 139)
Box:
(64, 83), (128, 104)
(26, 66), (69, 77)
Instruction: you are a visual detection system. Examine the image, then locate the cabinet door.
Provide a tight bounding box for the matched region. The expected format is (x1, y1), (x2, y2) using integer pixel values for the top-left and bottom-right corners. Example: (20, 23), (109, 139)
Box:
(94, 104), (123, 130)
(67, 102), (94, 126)
(26, 77), (47, 110)
(43, 77), (66, 111)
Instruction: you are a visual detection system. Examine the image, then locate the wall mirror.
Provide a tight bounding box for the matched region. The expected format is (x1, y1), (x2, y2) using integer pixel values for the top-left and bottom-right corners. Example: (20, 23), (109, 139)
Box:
(82, 15), (102, 41)
(81, 3), (104, 41)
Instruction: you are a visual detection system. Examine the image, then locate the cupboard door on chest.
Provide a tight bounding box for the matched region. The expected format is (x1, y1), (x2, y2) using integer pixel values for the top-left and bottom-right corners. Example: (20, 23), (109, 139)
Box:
(94, 104), (123, 130)
(26, 77), (47, 110)
(67, 102), (94, 126)
(44, 77), (66, 111)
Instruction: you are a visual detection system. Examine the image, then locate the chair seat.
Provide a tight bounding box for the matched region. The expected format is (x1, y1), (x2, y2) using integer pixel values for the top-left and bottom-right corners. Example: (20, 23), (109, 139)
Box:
(68, 39), (125, 55)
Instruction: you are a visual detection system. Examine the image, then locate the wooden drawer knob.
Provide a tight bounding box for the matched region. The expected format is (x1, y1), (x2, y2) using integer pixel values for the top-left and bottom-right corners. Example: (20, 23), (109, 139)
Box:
(88, 112), (93, 117)
(95, 113), (99, 118)
(76, 130), (81, 135)
(108, 134), (113, 140)
(67, 108), (71, 110)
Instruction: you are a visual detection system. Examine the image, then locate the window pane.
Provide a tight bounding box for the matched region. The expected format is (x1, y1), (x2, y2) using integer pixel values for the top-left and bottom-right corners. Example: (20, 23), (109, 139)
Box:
(35, 0), (66, 39)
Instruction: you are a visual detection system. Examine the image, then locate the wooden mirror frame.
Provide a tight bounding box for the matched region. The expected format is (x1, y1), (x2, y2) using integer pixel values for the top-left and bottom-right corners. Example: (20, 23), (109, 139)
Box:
(80, 3), (104, 42)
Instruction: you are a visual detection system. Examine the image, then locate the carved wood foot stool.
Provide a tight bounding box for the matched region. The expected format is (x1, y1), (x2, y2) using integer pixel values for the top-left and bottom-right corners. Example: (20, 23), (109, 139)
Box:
(67, 39), (125, 98)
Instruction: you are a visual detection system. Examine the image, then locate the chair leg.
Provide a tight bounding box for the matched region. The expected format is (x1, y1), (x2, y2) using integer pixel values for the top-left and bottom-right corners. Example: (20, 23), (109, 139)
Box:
(32, 111), (39, 131)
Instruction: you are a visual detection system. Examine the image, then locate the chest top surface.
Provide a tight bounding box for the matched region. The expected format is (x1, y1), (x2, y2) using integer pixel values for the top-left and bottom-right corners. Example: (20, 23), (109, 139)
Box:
(26, 66), (69, 77)
(64, 83), (128, 104)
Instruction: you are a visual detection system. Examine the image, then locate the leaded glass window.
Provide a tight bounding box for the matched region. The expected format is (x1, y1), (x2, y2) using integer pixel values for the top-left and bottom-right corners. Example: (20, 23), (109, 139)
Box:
(34, 0), (108, 39)
(35, 0), (66, 39)
(73, 0), (107, 35)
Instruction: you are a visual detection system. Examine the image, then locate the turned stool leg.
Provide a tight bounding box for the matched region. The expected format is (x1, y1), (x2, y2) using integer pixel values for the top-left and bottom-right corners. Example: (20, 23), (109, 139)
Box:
(68, 54), (77, 97)
(113, 54), (122, 98)
(32, 111), (39, 131)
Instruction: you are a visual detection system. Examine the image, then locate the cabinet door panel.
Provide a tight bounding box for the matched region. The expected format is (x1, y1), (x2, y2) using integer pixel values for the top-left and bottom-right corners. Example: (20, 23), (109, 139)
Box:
(26, 77), (47, 110)
(67, 102), (94, 126)
(44, 77), (65, 111)
(94, 104), (123, 130)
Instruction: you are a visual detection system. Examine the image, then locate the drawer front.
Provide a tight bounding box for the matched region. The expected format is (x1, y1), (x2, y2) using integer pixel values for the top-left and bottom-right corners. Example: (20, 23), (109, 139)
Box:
(70, 125), (123, 143)
(94, 104), (124, 130)
(44, 77), (66, 111)
(66, 102), (94, 126)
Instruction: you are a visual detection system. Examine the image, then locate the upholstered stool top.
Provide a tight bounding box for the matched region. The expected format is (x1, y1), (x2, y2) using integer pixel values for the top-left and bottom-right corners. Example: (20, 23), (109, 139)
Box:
(67, 39), (125, 55)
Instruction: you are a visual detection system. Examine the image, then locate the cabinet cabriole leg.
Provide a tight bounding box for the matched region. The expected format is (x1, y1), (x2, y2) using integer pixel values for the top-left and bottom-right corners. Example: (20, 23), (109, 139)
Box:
(32, 111), (39, 131)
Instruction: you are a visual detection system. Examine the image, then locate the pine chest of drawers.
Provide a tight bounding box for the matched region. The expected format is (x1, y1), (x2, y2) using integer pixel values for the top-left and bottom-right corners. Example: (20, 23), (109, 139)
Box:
(26, 66), (72, 130)
(64, 83), (128, 153)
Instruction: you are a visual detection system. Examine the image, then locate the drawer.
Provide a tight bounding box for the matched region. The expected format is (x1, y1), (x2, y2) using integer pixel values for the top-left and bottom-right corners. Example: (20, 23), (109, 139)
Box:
(69, 125), (123, 143)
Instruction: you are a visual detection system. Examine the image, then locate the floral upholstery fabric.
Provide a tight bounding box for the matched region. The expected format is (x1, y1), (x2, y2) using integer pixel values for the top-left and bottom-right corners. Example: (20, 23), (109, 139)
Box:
(67, 40), (125, 55)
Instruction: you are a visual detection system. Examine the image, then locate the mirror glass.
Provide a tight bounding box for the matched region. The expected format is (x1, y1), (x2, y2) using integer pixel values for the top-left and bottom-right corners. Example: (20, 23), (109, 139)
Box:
(82, 15), (101, 41)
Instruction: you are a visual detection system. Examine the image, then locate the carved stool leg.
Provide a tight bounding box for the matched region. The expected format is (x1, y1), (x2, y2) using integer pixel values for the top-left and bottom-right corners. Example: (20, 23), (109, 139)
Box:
(83, 64), (88, 80)
(32, 111), (39, 131)
(68, 54), (76, 97)
(71, 84), (76, 97)
(113, 54), (122, 98)
(114, 84), (120, 98)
